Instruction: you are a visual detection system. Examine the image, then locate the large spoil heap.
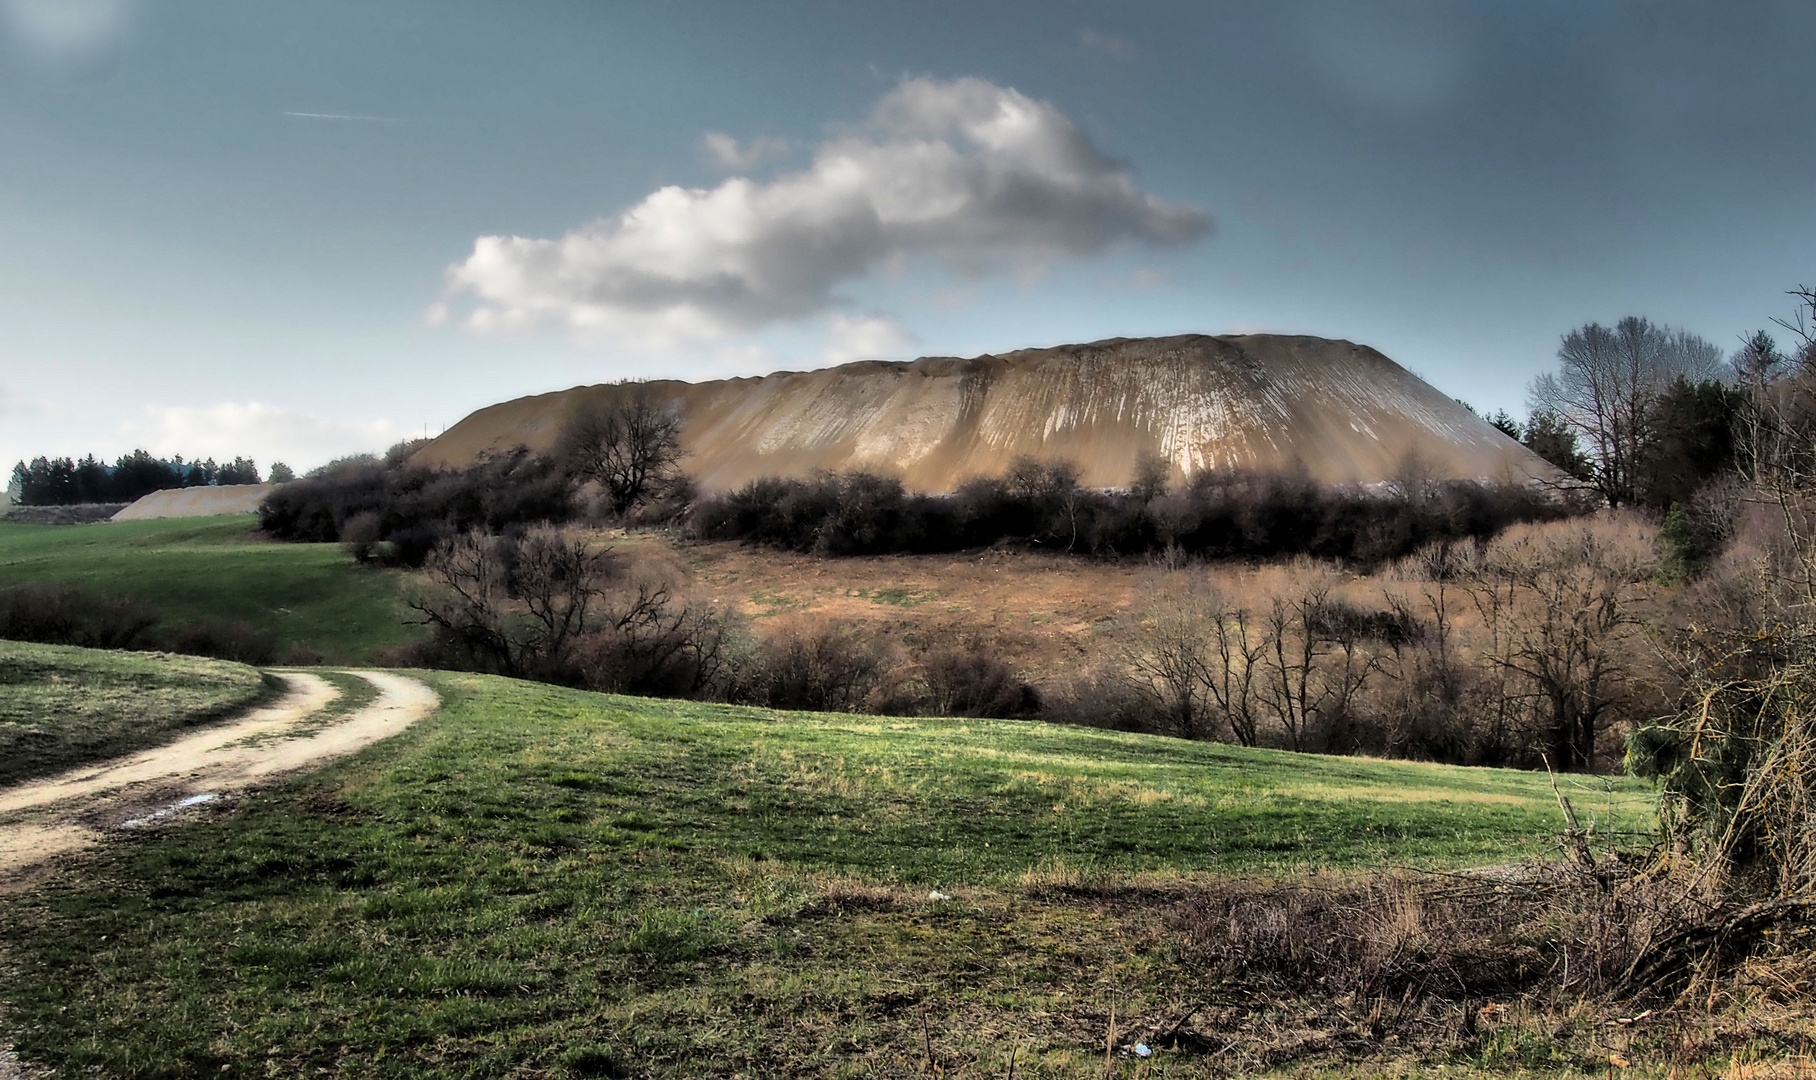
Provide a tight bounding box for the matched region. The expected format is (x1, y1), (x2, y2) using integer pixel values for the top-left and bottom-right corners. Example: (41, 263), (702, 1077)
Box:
(414, 334), (1554, 492)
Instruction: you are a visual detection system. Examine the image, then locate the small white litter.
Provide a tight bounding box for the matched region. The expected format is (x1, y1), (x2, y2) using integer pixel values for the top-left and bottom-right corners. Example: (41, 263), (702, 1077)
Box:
(927, 890), (951, 901)
(1134, 1043), (1152, 1058)
(120, 792), (218, 829)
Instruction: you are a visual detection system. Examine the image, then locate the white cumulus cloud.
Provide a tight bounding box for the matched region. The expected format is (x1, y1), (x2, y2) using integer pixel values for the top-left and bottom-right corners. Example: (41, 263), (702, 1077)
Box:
(122, 402), (412, 473)
(440, 76), (1210, 349)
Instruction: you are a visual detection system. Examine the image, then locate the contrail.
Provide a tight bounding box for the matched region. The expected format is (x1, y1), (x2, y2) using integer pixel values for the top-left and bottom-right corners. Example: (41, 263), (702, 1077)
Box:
(283, 111), (407, 123)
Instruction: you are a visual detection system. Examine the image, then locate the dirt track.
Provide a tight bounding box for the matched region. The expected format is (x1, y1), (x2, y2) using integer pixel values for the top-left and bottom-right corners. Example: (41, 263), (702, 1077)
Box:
(0, 670), (438, 889)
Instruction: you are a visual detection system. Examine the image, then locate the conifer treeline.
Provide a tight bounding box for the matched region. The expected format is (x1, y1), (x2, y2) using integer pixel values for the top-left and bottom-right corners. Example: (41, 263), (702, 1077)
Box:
(9, 451), (289, 506)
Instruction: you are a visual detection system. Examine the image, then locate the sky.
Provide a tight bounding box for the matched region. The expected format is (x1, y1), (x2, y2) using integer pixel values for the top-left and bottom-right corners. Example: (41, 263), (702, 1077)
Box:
(3, 0), (1814, 476)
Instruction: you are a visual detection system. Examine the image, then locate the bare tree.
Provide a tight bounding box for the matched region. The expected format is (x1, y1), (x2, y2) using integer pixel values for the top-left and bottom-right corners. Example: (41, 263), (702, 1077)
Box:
(1378, 548), (1478, 760)
(556, 386), (687, 517)
(1125, 578), (1221, 739)
(408, 527), (616, 679)
(1124, 576), (1265, 744)
(1253, 573), (1380, 752)
(1462, 520), (1655, 771)
(1203, 602), (1268, 747)
(1384, 449), (1437, 509)
(1529, 317), (1726, 507)
(1770, 284), (1816, 370)
(1006, 455), (1087, 551)
(1725, 290), (1816, 604)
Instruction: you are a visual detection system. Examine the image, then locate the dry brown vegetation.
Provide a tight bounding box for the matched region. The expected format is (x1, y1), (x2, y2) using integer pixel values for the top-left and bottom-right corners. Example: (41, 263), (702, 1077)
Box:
(578, 510), (1676, 769)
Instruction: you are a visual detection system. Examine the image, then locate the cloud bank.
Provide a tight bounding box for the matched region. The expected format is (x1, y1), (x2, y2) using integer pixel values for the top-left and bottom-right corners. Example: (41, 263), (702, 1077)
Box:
(123, 402), (411, 472)
(701, 131), (789, 170)
(441, 77), (1209, 349)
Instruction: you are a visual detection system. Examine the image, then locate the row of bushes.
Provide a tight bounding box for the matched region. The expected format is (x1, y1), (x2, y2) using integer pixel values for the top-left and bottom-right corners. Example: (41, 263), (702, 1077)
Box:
(256, 432), (1573, 571)
(258, 446), (580, 568)
(0, 583), (302, 666)
(258, 390), (696, 570)
(397, 526), (1041, 718)
(691, 464), (1575, 565)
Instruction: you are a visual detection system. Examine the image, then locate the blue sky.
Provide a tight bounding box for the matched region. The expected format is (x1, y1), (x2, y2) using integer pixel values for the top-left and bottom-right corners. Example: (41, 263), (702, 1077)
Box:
(3, 1), (1813, 473)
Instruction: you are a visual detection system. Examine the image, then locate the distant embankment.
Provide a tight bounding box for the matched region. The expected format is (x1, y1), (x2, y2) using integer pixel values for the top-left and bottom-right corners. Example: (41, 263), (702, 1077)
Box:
(413, 334), (1559, 493)
(111, 485), (272, 522)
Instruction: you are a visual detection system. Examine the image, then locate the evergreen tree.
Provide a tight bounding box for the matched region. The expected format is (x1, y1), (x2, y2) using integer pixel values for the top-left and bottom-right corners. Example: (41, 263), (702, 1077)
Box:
(1636, 377), (1744, 511)
(1522, 409), (1592, 481)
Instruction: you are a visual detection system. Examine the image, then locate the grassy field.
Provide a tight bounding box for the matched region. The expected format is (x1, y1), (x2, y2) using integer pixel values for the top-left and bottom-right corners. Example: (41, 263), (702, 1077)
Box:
(0, 516), (413, 661)
(0, 640), (275, 787)
(0, 670), (1658, 1078)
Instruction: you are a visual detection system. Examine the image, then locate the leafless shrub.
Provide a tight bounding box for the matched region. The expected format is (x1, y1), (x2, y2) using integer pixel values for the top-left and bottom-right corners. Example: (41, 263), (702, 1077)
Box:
(738, 618), (889, 713)
(578, 576), (732, 698)
(161, 617), (280, 665)
(1175, 863), (1706, 1008)
(339, 510), (383, 564)
(917, 642), (1040, 718)
(1462, 516), (1658, 772)
(405, 526), (727, 694)
(1039, 662), (1159, 733)
(0, 583), (161, 651)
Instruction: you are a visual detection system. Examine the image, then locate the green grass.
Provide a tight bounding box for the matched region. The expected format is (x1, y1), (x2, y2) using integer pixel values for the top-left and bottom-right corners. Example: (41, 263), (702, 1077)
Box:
(0, 640), (275, 787)
(851, 586), (931, 607)
(0, 671), (1658, 1078)
(0, 515), (414, 661)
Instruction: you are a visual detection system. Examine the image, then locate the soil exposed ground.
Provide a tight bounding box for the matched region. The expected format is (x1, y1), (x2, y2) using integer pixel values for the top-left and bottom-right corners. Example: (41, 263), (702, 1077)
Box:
(415, 334), (1561, 491)
(0, 669), (438, 889)
(639, 535), (1382, 686)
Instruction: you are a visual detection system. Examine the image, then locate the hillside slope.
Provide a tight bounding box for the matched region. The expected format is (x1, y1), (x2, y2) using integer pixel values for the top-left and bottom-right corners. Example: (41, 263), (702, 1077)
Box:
(0, 518), (412, 662)
(415, 333), (1557, 492)
(0, 670), (1652, 1075)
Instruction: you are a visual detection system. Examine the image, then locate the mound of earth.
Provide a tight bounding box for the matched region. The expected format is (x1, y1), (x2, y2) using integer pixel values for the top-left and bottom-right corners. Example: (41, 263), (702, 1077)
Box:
(111, 484), (272, 521)
(414, 334), (1556, 492)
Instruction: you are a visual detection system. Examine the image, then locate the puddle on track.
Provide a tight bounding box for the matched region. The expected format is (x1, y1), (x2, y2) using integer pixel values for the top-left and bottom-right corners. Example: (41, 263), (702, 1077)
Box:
(119, 792), (219, 829)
